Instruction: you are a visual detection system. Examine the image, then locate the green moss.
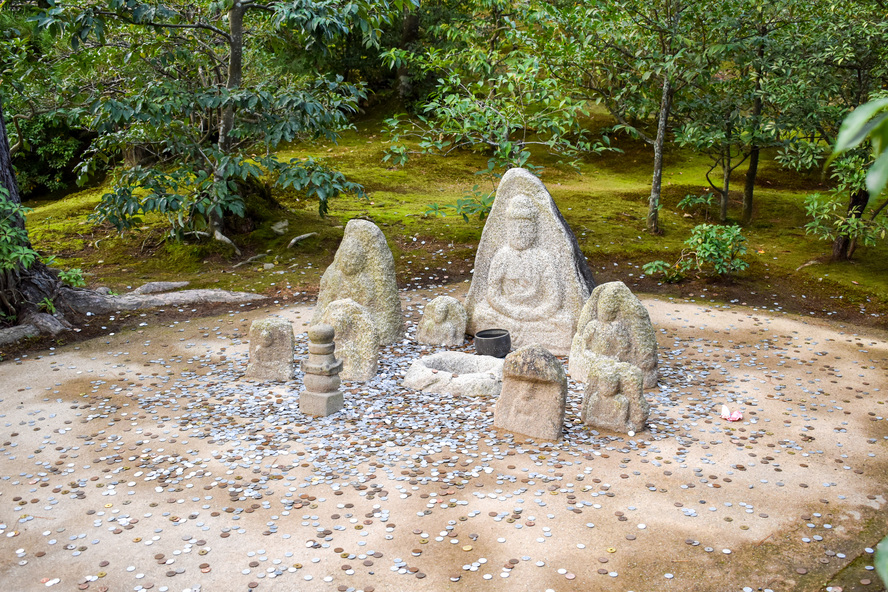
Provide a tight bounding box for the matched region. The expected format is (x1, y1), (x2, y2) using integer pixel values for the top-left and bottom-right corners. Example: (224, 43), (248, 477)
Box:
(18, 110), (888, 321)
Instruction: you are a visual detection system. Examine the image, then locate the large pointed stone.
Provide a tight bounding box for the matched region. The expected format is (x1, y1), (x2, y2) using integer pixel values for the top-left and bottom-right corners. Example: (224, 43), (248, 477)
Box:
(465, 168), (595, 355)
(312, 219), (404, 345)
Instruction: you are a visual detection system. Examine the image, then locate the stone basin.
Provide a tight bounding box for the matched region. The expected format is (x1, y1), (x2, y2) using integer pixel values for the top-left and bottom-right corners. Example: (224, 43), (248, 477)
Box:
(402, 351), (504, 397)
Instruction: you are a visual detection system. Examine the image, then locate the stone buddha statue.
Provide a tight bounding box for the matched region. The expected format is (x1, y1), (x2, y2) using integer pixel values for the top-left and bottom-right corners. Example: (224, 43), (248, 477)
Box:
(486, 195), (563, 322)
(465, 168), (595, 355)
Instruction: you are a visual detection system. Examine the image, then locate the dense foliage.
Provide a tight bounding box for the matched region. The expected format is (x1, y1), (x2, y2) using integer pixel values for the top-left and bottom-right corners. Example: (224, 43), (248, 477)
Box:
(1, 0), (887, 269)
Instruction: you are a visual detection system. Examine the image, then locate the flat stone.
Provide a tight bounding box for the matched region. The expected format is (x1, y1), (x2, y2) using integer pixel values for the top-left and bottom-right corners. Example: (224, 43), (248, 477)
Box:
(402, 352), (503, 397)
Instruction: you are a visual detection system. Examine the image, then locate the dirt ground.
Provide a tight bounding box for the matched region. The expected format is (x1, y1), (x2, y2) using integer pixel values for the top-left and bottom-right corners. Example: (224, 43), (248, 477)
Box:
(1, 284), (886, 592)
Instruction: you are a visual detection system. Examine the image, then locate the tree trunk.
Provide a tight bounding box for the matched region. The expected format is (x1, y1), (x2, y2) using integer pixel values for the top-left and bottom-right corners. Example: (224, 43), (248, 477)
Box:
(742, 23), (766, 226)
(398, 8), (420, 103)
(0, 98), (68, 323)
(720, 142), (731, 223)
(742, 145), (759, 225)
(648, 75), (673, 235)
(218, 5), (244, 154)
(831, 189), (869, 262)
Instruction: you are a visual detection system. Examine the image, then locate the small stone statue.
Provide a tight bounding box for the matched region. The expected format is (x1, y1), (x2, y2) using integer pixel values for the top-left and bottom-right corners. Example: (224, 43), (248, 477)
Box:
(416, 296), (467, 346)
(319, 298), (379, 381)
(493, 345), (567, 441)
(299, 324), (344, 417)
(569, 281), (658, 388)
(245, 317), (295, 381)
(312, 219), (405, 345)
(581, 356), (649, 434)
(465, 168), (595, 355)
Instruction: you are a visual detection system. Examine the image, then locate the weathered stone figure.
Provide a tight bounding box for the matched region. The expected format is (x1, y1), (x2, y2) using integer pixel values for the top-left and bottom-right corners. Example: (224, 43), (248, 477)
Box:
(465, 168), (595, 355)
(416, 296), (467, 346)
(402, 351), (503, 397)
(581, 356), (649, 433)
(245, 317), (295, 381)
(569, 281), (658, 388)
(312, 219), (405, 345)
(300, 324), (344, 417)
(318, 298), (379, 381)
(493, 345), (567, 441)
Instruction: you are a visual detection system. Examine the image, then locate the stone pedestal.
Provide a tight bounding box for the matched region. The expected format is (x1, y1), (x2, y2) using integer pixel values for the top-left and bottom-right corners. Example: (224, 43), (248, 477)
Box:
(299, 324), (344, 417)
(493, 345), (567, 441)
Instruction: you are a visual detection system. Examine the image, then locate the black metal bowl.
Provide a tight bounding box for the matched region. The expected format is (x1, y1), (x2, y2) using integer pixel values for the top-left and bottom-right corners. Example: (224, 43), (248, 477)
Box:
(474, 329), (511, 358)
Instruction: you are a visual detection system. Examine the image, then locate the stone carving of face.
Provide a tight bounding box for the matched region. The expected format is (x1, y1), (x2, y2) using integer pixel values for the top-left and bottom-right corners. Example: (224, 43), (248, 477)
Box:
(338, 237), (365, 276)
(506, 194), (538, 251)
(509, 218), (537, 251)
(433, 303), (449, 323)
(600, 373), (620, 398)
(599, 293), (620, 322)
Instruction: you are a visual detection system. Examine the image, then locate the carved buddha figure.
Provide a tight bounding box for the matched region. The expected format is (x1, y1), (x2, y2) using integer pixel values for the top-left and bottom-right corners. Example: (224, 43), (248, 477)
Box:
(486, 195), (563, 322)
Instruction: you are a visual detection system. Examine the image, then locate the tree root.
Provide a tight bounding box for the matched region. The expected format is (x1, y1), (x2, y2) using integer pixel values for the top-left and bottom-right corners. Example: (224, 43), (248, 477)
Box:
(183, 230), (242, 255)
(287, 232), (317, 249)
(232, 254), (268, 269)
(1, 286), (266, 347)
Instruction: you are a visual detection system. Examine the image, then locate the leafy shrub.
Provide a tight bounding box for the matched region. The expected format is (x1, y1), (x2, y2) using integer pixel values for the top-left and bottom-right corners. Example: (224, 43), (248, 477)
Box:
(426, 184), (494, 222)
(0, 187), (39, 272)
(643, 223), (749, 282)
(12, 114), (91, 197)
(58, 268), (86, 287)
(804, 193), (888, 251)
(677, 192), (715, 219)
(93, 156), (365, 236)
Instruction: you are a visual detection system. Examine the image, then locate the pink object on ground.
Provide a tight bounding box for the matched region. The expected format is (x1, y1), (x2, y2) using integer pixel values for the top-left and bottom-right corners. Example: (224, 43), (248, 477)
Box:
(720, 405), (743, 422)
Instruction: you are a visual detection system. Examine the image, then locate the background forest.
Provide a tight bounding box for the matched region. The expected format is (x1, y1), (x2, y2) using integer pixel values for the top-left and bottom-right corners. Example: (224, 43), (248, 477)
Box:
(1, 0), (888, 329)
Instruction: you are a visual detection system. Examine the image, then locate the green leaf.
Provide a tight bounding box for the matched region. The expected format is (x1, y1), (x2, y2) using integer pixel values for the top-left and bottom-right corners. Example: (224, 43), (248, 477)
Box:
(866, 147), (888, 198)
(877, 536), (888, 589)
(830, 99), (888, 161)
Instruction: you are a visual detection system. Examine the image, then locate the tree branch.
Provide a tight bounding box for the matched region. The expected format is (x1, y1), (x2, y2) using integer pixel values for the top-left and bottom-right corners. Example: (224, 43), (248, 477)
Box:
(96, 10), (232, 42)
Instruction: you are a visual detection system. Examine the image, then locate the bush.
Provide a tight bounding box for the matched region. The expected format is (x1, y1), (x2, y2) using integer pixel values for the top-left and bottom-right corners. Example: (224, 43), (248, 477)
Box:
(804, 193), (888, 256)
(677, 192), (715, 220)
(425, 184), (495, 222)
(643, 223), (749, 282)
(0, 187), (39, 272)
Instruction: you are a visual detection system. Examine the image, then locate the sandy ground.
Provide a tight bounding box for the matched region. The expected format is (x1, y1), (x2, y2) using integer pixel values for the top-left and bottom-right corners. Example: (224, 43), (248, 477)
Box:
(1, 284), (887, 592)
